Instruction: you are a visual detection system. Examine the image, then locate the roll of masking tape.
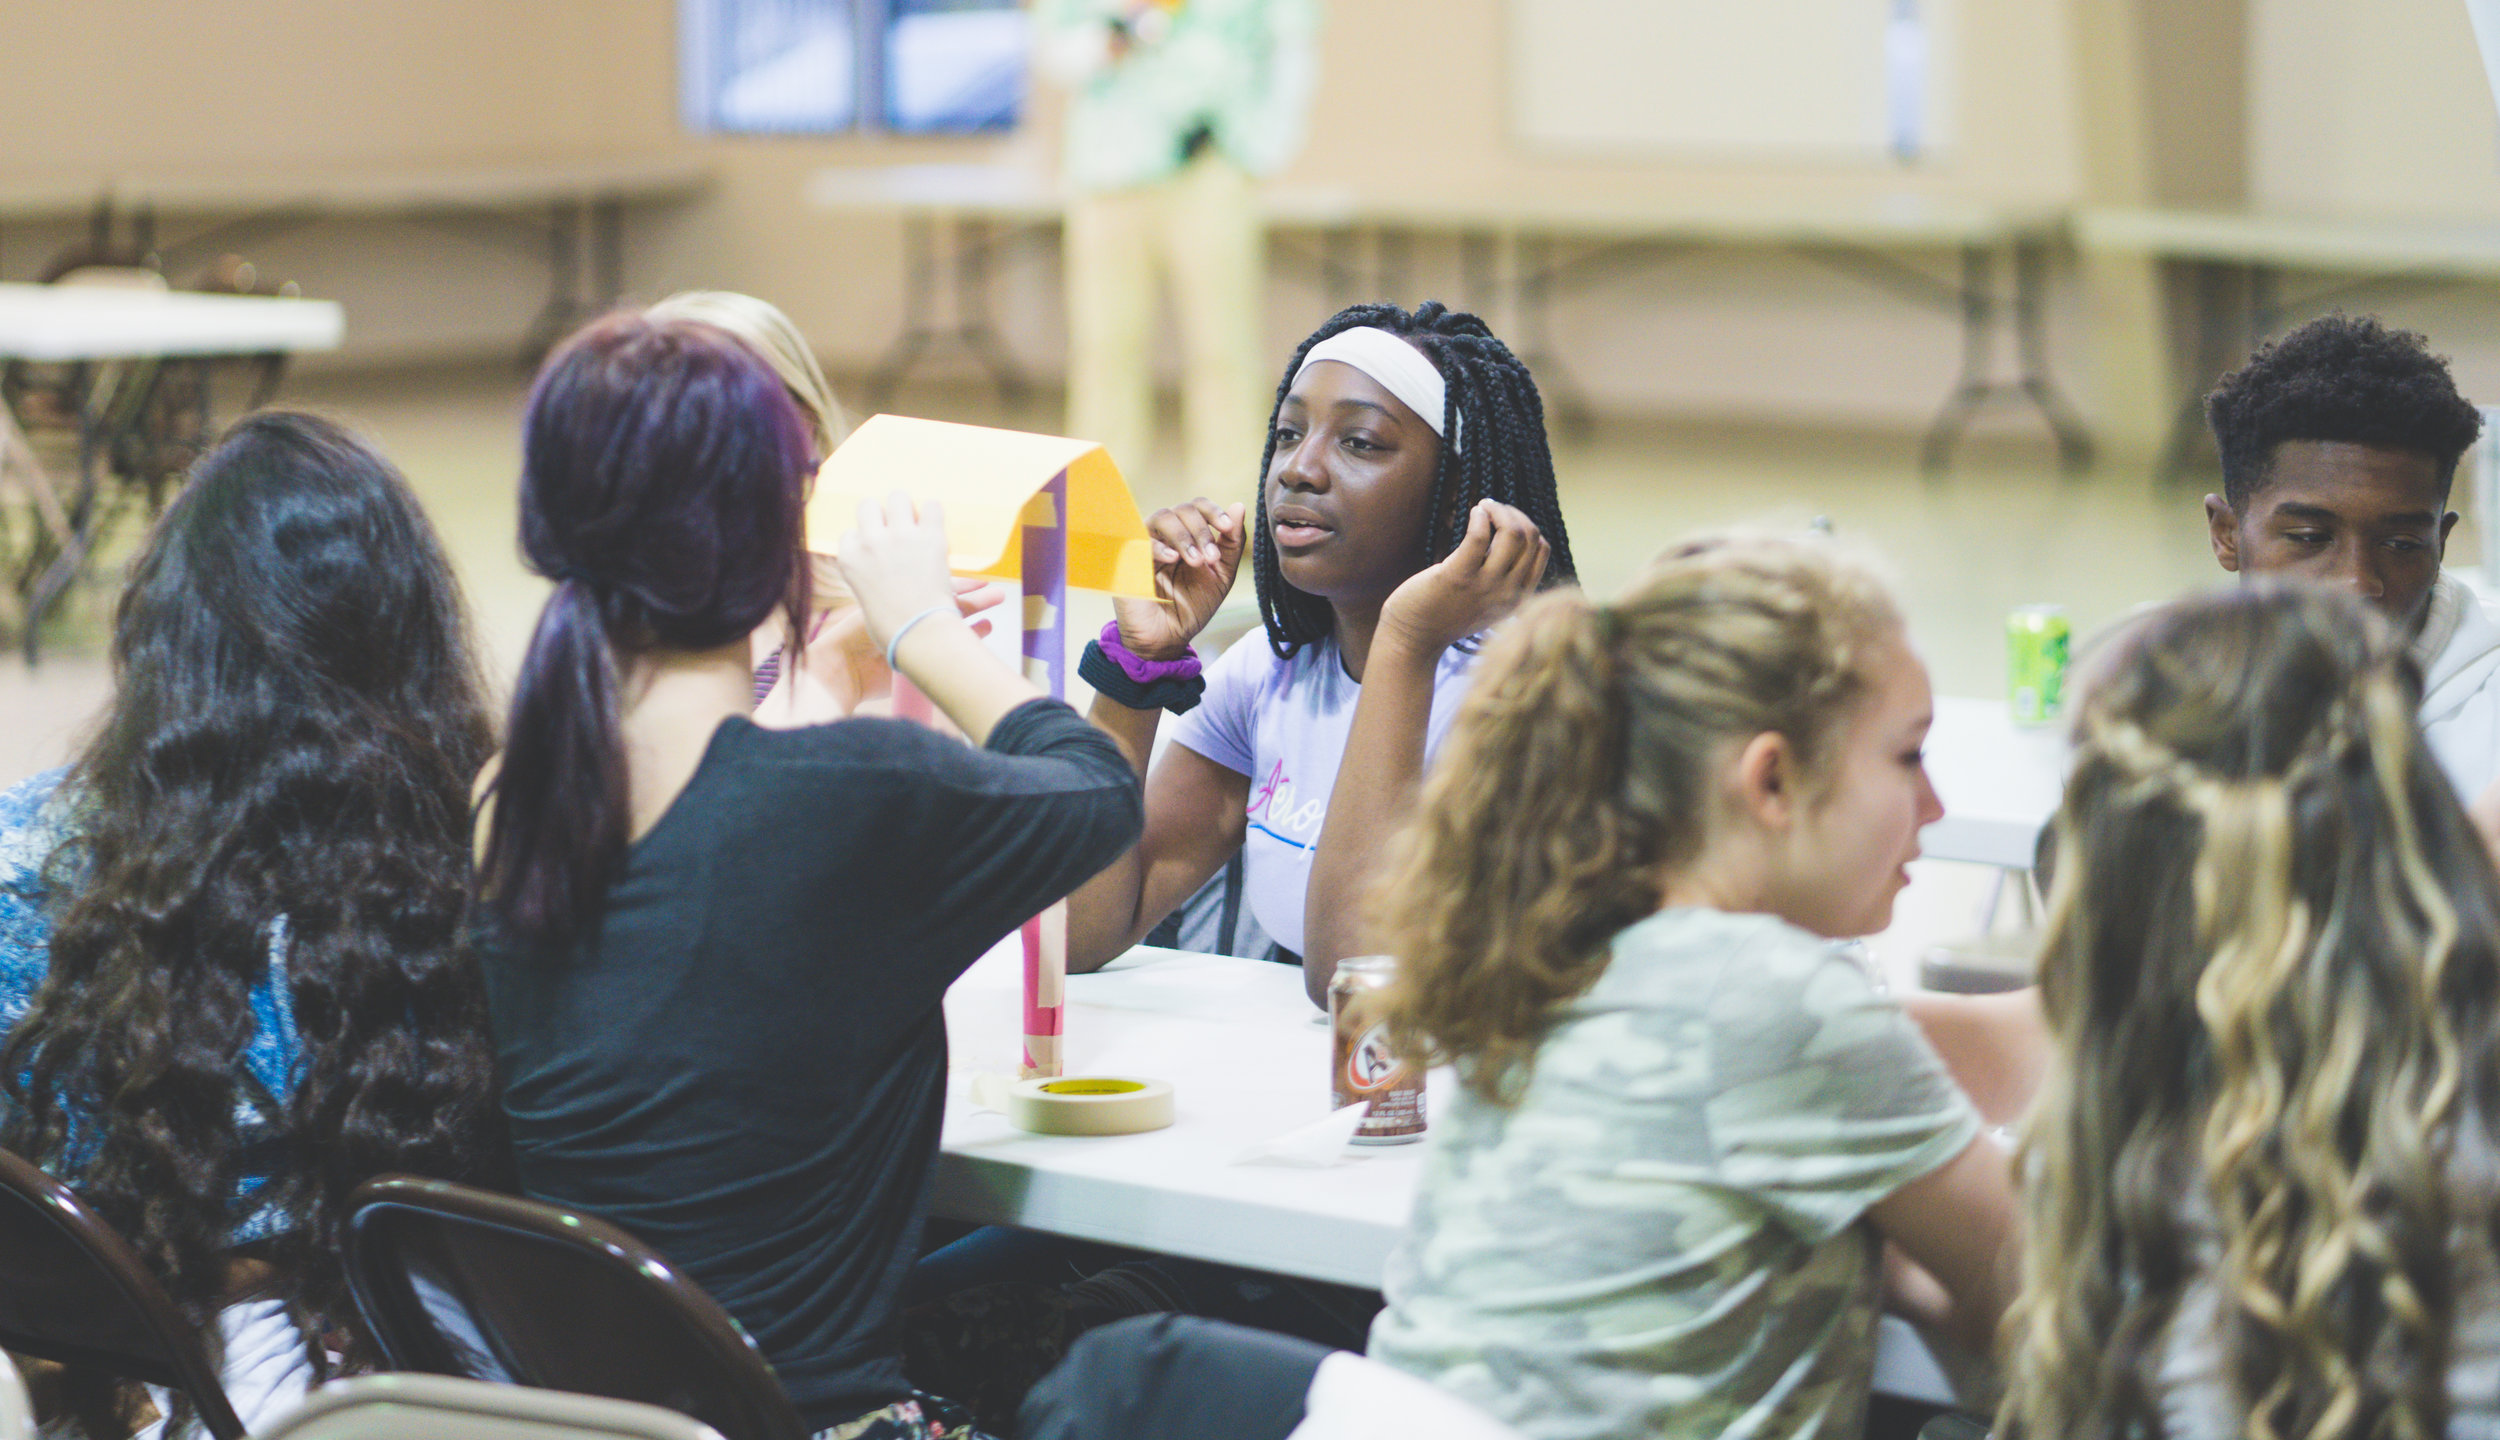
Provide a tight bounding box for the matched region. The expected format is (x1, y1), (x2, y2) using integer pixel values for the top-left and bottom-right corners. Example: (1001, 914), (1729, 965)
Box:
(1005, 1076), (1175, 1136)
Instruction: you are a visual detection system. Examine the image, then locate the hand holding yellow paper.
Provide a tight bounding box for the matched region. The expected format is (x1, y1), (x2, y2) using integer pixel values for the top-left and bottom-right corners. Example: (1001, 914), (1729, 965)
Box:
(808, 415), (1157, 1083)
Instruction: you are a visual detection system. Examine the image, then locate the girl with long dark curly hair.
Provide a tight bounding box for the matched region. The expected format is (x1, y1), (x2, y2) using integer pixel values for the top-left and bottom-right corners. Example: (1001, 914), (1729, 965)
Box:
(0, 411), (506, 1434)
(1063, 300), (1573, 1003)
(2002, 583), (2500, 1440)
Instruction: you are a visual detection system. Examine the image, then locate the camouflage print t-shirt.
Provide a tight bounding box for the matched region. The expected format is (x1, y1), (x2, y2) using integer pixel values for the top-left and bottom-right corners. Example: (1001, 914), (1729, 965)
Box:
(1368, 907), (1980, 1440)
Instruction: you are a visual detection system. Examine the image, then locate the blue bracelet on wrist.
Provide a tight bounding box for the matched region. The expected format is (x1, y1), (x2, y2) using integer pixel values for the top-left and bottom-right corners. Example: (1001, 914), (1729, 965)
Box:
(883, 603), (954, 670)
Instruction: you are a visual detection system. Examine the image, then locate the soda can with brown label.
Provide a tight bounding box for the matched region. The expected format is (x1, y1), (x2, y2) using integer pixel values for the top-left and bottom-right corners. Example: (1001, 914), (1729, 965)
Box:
(1330, 955), (1426, 1145)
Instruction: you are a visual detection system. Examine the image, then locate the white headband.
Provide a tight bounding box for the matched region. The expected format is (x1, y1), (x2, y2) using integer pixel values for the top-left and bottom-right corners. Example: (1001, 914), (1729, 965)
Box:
(1293, 327), (1461, 451)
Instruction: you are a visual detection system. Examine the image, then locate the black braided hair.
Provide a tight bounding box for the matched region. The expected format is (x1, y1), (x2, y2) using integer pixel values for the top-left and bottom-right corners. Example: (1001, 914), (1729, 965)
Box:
(1251, 301), (1578, 659)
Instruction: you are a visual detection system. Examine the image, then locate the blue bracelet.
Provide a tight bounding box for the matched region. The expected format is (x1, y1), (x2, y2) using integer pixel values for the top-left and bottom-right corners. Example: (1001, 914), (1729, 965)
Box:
(883, 603), (953, 671)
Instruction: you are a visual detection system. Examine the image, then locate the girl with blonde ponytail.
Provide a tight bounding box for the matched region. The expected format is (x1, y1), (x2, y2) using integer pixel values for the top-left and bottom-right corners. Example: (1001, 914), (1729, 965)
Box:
(2001, 582), (2500, 1440)
(1366, 534), (2018, 1440)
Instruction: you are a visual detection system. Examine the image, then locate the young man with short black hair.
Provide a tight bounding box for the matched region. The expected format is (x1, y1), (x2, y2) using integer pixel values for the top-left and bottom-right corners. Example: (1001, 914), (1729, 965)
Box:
(1903, 320), (2496, 1140)
(2205, 313), (2496, 795)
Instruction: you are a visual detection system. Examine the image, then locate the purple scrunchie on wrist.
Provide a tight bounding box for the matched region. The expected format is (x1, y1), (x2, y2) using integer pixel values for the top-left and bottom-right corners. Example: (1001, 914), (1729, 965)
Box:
(1098, 622), (1202, 683)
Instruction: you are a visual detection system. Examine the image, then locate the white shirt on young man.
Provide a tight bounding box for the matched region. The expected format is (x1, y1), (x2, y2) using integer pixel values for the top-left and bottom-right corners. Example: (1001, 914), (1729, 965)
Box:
(2155, 1200), (2500, 1440)
(2416, 572), (2500, 802)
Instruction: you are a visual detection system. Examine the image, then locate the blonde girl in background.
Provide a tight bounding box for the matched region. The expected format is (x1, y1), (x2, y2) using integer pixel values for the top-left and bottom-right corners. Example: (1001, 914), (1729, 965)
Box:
(644, 289), (847, 456)
(643, 289), (994, 721)
(1364, 535), (2018, 1440)
(2001, 583), (2500, 1440)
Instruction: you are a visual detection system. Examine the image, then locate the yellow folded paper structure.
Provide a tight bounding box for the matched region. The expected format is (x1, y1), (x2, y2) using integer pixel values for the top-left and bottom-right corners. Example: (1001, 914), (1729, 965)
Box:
(806, 415), (1156, 1082)
(804, 414), (1157, 599)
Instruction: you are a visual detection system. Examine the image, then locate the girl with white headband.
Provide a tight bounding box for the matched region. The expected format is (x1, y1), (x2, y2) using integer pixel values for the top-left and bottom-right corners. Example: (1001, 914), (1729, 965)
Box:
(896, 303), (1574, 1423)
(1064, 301), (1575, 1001)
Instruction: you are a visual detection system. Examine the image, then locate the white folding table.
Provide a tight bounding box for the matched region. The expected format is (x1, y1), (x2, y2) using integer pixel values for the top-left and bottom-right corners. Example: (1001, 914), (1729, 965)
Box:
(0, 283), (344, 362)
(1919, 694), (2066, 871)
(0, 283), (344, 658)
(937, 943), (1994, 1409)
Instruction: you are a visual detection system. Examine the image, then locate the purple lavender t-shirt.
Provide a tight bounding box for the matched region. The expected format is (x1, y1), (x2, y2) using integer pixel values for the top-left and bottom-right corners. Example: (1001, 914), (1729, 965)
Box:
(1167, 633), (1476, 957)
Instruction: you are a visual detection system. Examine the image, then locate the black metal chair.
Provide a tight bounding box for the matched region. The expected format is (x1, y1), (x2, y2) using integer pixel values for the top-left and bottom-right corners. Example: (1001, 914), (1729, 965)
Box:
(0, 1146), (246, 1440)
(343, 1177), (808, 1440)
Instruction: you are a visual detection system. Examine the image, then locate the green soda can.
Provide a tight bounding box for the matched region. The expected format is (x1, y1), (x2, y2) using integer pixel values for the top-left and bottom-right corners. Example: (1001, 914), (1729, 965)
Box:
(2008, 605), (2070, 726)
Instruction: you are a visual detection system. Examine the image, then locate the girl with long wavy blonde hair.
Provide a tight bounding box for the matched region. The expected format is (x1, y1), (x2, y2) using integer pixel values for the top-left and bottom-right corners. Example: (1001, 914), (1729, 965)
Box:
(2001, 582), (2500, 1440)
(1363, 534), (2018, 1440)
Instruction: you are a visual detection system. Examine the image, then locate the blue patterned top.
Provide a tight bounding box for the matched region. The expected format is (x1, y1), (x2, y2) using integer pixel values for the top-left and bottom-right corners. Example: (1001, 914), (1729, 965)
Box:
(0, 767), (300, 1239)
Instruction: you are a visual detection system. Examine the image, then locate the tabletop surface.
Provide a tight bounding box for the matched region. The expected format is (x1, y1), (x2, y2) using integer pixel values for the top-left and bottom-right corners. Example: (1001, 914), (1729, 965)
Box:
(0, 283), (346, 362)
(0, 155), (715, 220)
(939, 943), (1425, 1285)
(808, 163), (2063, 245)
(1920, 695), (2066, 871)
(2077, 206), (2500, 274)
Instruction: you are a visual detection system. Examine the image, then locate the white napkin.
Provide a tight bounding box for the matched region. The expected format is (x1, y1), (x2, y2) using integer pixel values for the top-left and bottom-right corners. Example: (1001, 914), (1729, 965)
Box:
(966, 1071), (1017, 1114)
(1230, 1103), (1370, 1168)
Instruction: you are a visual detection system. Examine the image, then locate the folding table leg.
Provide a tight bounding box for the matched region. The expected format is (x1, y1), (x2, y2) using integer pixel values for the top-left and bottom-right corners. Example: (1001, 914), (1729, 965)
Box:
(1513, 234), (1592, 439)
(0, 411), (75, 561)
(519, 199), (586, 366)
(956, 218), (1029, 405)
(1917, 244), (1997, 480)
(21, 373), (111, 663)
(0, 410), (69, 636)
(2011, 239), (2093, 474)
(864, 214), (943, 414)
(1458, 232), (1496, 317)
(593, 195), (625, 310)
(2154, 259), (2230, 485)
(1375, 227), (1412, 305)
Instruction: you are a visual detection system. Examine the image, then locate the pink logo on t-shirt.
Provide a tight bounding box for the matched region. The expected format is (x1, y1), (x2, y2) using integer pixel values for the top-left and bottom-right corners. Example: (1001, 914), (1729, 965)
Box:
(1246, 759), (1326, 850)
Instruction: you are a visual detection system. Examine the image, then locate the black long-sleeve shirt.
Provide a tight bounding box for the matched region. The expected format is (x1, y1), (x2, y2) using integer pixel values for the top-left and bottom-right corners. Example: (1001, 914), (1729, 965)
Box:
(478, 699), (1142, 1429)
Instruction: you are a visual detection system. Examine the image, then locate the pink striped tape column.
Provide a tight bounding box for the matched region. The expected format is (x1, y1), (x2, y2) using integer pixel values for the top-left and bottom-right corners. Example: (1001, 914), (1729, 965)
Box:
(1020, 470), (1069, 1078)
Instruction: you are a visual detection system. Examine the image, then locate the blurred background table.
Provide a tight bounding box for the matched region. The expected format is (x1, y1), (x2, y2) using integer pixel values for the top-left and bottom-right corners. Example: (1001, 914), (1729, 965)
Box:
(807, 164), (2089, 473)
(0, 282), (344, 660)
(4, 157), (712, 364)
(1920, 694), (2065, 871)
(2078, 206), (2500, 482)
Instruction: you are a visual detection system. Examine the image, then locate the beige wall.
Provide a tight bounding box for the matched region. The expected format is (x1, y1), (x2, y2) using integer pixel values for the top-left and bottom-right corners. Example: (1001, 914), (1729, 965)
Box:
(2235, 0), (2500, 413)
(12, 0), (2500, 464)
(1275, 0), (2081, 202)
(0, 0), (635, 170)
(0, 0), (684, 364)
(2249, 0), (2500, 218)
(744, 0), (2098, 443)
